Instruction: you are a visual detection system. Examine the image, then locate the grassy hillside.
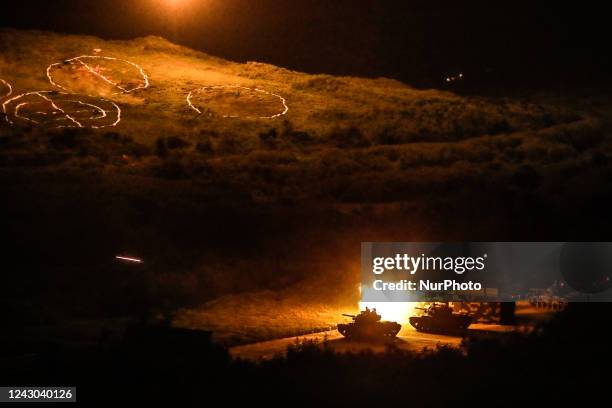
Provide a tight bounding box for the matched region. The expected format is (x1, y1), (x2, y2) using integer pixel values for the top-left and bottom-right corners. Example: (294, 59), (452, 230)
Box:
(1, 29), (612, 344)
(2, 29), (608, 204)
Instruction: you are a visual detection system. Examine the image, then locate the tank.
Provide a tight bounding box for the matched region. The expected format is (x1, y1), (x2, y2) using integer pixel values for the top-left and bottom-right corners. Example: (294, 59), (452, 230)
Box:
(337, 309), (401, 340)
(409, 303), (471, 334)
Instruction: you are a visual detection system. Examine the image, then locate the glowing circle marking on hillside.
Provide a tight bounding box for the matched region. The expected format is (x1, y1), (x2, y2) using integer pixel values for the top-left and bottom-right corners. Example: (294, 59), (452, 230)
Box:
(47, 55), (150, 95)
(2, 91), (121, 129)
(187, 85), (288, 119)
(0, 78), (12, 99)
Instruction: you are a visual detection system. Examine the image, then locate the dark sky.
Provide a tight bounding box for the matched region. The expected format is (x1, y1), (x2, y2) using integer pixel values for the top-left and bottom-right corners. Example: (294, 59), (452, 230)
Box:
(1, 0), (609, 88)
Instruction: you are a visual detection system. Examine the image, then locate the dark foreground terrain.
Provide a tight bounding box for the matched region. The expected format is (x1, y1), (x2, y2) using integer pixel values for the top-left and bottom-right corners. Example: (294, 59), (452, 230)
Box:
(2, 304), (610, 406)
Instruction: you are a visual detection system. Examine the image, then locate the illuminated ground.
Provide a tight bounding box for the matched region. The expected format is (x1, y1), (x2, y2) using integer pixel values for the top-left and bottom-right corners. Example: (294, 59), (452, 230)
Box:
(187, 85), (288, 119)
(1, 29), (595, 143)
(3, 91), (120, 129)
(230, 328), (463, 361)
(230, 303), (550, 360)
(46, 55), (149, 96)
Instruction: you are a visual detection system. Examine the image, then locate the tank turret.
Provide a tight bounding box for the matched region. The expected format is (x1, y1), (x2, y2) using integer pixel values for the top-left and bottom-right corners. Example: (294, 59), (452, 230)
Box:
(409, 302), (471, 335)
(337, 308), (401, 340)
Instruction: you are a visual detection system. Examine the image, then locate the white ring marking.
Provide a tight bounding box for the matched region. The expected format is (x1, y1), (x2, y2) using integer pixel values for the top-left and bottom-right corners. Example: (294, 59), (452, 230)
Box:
(186, 85), (289, 119)
(47, 55), (149, 95)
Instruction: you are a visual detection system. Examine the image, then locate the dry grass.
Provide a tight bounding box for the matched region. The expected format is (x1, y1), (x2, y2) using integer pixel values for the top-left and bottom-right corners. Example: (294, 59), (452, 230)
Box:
(174, 289), (351, 345)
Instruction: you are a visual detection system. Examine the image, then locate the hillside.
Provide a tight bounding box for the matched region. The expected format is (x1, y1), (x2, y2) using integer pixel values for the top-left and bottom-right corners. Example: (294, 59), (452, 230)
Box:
(1, 29), (612, 344)
(2, 29), (609, 203)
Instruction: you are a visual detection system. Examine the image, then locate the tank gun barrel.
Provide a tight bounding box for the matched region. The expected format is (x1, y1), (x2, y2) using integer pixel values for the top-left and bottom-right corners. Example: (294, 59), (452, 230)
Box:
(342, 313), (356, 318)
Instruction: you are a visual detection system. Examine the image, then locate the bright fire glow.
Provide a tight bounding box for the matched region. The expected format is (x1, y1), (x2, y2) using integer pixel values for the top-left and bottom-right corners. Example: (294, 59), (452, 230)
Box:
(358, 302), (417, 323)
(163, 0), (190, 8)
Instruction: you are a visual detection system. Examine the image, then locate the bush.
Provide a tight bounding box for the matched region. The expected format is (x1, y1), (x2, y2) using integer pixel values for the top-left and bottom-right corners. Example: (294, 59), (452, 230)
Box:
(155, 136), (191, 157)
(127, 143), (152, 158)
(165, 136), (191, 150)
(259, 128), (278, 148)
(280, 120), (316, 145)
(374, 127), (417, 145)
(217, 134), (245, 155)
(153, 159), (189, 179)
(155, 137), (169, 157)
(103, 131), (124, 142)
(329, 127), (370, 148)
(49, 129), (82, 149)
(196, 140), (213, 154)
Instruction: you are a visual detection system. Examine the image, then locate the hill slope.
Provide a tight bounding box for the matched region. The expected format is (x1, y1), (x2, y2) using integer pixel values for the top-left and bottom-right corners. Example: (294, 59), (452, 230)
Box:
(1, 29), (607, 204)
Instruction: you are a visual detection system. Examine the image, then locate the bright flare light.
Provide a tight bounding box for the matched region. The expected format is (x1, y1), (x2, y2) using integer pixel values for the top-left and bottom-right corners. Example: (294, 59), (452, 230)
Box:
(358, 302), (417, 324)
(163, 0), (190, 9)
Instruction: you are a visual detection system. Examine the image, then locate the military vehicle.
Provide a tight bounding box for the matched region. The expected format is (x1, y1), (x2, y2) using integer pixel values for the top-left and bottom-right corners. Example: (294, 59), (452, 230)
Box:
(337, 309), (401, 340)
(409, 302), (472, 334)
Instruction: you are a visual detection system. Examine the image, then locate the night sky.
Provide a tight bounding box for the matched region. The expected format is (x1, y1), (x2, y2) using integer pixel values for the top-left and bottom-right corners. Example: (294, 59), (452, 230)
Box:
(1, 0), (610, 88)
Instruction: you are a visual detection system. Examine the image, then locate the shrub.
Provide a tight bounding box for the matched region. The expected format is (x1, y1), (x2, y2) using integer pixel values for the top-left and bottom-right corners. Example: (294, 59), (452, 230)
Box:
(165, 136), (191, 150)
(128, 143), (152, 158)
(155, 137), (169, 157)
(288, 130), (315, 145)
(49, 129), (82, 149)
(196, 140), (213, 154)
(374, 127), (417, 145)
(280, 121), (316, 146)
(154, 158), (189, 179)
(329, 127), (370, 148)
(217, 134), (245, 155)
(103, 131), (123, 142)
(259, 128), (278, 148)
(155, 136), (191, 157)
